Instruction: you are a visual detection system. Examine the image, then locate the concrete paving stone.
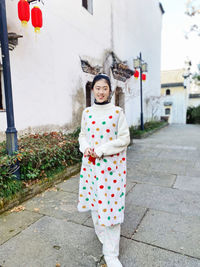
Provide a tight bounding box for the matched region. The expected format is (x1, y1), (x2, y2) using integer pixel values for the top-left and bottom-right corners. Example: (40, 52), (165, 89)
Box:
(125, 181), (136, 194)
(158, 150), (199, 161)
(127, 168), (176, 187)
(83, 203), (147, 239)
(120, 236), (200, 267)
(0, 216), (102, 267)
(126, 183), (200, 217)
(23, 189), (90, 224)
(0, 210), (42, 245)
(173, 175), (200, 192)
(133, 209), (200, 259)
(56, 175), (79, 193)
(185, 169), (200, 177)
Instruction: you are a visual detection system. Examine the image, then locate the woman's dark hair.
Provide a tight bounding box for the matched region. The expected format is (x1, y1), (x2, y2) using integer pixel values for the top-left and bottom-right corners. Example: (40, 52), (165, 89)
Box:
(91, 74), (112, 91)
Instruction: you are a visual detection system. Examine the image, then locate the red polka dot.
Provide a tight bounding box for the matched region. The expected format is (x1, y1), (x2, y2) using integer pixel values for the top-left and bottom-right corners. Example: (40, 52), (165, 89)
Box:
(106, 129), (110, 133)
(94, 175), (96, 178)
(83, 168), (86, 171)
(122, 157), (126, 161)
(84, 155), (87, 158)
(98, 200), (102, 204)
(92, 134), (95, 138)
(86, 180), (88, 183)
(91, 203), (94, 207)
(116, 166), (118, 169)
(117, 153), (120, 156)
(123, 171), (126, 174)
(111, 194), (115, 197)
(113, 180), (117, 183)
(110, 155), (114, 157)
(92, 121), (96, 124)
(98, 215), (101, 219)
(101, 170), (105, 174)
(100, 185), (104, 189)
(110, 208), (113, 212)
(109, 116), (113, 119)
(88, 192), (91, 195)
(107, 167), (111, 171)
(124, 184), (126, 187)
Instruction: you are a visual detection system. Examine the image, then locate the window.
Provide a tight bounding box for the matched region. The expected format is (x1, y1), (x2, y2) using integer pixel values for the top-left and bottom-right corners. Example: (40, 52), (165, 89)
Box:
(82, 0), (93, 14)
(115, 87), (125, 110)
(86, 82), (92, 107)
(165, 108), (170, 115)
(166, 89), (171, 95)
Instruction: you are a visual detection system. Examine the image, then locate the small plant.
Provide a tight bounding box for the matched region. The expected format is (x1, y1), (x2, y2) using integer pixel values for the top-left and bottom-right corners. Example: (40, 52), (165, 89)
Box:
(187, 105), (200, 124)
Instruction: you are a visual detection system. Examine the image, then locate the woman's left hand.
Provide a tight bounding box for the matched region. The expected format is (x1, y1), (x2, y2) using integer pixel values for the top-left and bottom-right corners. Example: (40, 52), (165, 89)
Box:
(90, 149), (99, 158)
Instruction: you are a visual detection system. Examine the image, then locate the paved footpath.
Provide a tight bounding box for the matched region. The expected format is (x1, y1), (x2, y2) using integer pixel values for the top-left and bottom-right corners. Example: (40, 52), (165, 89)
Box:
(1, 124), (200, 267)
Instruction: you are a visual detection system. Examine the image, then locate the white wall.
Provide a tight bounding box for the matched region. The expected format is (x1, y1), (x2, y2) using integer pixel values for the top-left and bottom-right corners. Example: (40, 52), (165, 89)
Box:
(0, 0), (163, 139)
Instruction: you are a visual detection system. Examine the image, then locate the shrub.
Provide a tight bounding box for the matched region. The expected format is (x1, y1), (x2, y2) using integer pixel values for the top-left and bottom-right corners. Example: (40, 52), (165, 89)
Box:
(0, 129), (82, 199)
(187, 105), (200, 124)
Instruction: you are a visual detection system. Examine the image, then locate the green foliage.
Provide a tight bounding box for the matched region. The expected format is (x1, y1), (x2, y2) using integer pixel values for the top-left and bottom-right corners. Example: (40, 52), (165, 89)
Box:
(0, 129), (82, 199)
(129, 120), (166, 139)
(187, 105), (200, 124)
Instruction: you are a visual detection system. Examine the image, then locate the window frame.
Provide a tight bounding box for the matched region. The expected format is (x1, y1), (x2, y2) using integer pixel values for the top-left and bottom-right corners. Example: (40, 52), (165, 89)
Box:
(165, 108), (170, 115)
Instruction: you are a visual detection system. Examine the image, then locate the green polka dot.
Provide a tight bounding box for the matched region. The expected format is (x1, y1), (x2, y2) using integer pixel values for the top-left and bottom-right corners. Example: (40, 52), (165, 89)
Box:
(108, 201), (110, 205)
(89, 115), (92, 118)
(103, 159), (107, 162)
(102, 121), (106, 125)
(88, 128), (90, 131)
(122, 206), (124, 210)
(95, 194), (98, 197)
(86, 198), (89, 201)
(83, 187), (86, 190)
(100, 135), (104, 139)
(119, 208), (122, 212)
(115, 132), (117, 135)
(109, 172), (113, 175)
(92, 181), (94, 185)
(96, 177), (99, 181)
(108, 216), (111, 220)
(90, 169), (92, 172)
(120, 192), (124, 198)
(97, 163), (100, 166)
(80, 174), (83, 178)
(108, 186), (111, 190)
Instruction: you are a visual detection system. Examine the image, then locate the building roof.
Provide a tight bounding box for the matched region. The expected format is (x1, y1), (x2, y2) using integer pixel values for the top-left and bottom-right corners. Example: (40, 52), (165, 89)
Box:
(161, 69), (185, 85)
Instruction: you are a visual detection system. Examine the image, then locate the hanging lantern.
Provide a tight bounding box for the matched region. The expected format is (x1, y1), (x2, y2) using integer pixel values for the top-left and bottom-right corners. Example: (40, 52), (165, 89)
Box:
(31, 6), (43, 33)
(18, 0), (30, 26)
(134, 70), (139, 79)
(142, 73), (146, 81)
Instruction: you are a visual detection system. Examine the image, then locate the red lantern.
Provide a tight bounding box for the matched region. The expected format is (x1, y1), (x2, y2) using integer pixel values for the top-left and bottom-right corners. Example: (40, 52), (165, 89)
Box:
(134, 70), (139, 79)
(142, 73), (146, 81)
(31, 6), (43, 33)
(18, 0), (30, 26)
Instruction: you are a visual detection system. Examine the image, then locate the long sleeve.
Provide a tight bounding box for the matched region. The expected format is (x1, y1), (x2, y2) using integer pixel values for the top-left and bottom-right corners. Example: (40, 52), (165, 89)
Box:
(78, 111), (90, 154)
(94, 110), (130, 157)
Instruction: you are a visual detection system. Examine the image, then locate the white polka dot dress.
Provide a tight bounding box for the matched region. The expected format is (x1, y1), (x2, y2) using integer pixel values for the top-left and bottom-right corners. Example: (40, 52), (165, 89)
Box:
(77, 103), (130, 227)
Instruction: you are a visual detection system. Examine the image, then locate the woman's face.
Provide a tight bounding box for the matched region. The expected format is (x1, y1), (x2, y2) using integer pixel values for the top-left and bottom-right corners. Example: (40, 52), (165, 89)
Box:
(92, 79), (110, 103)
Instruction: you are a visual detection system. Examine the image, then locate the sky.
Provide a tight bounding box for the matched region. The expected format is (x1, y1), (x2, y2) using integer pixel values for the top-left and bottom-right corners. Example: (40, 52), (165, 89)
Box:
(160, 0), (200, 72)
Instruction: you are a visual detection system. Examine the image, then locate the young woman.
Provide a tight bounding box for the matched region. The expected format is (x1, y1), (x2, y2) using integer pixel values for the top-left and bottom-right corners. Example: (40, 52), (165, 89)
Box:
(77, 74), (130, 267)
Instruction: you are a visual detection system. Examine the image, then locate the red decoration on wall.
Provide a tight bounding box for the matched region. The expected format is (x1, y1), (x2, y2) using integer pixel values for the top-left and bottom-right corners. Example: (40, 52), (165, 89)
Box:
(31, 6), (43, 33)
(134, 70), (139, 79)
(142, 73), (146, 81)
(18, 0), (30, 26)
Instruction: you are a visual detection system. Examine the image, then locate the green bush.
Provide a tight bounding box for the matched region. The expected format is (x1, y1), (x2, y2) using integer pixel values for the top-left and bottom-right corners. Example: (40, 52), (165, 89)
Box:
(187, 105), (200, 124)
(0, 129), (82, 199)
(129, 120), (166, 139)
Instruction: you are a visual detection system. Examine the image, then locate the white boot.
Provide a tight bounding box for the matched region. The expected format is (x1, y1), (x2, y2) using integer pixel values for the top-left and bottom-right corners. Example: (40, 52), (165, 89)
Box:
(103, 224), (123, 267)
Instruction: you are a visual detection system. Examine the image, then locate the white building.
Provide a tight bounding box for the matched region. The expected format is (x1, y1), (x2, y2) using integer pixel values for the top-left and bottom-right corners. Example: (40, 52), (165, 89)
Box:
(161, 69), (189, 124)
(0, 0), (164, 141)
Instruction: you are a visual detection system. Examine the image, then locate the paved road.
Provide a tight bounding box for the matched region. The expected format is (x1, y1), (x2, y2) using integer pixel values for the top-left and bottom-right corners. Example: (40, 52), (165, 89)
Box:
(0, 124), (200, 267)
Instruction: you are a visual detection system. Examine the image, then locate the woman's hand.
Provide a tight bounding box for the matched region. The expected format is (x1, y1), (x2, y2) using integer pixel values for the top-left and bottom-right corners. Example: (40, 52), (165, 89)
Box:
(90, 150), (99, 158)
(84, 148), (92, 156)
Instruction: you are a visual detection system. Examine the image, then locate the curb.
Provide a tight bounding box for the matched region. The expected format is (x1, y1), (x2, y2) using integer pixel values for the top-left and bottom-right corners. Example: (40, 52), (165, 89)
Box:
(0, 162), (81, 215)
(132, 122), (169, 139)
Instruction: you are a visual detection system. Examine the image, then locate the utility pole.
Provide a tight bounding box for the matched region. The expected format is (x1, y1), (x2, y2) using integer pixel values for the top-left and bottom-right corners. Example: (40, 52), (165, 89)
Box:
(0, 0), (20, 179)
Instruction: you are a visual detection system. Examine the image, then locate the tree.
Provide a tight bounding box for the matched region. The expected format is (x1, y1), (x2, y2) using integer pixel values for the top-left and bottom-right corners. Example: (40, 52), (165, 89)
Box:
(185, 0), (200, 38)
